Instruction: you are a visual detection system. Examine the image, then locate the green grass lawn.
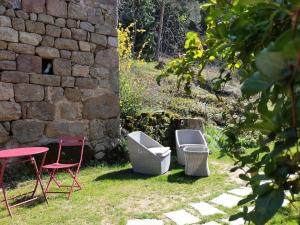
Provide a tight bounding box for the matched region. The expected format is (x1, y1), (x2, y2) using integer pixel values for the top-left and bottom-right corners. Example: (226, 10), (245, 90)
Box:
(0, 149), (298, 225)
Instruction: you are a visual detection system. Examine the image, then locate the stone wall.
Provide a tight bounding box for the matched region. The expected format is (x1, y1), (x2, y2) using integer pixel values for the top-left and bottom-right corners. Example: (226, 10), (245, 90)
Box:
(0, 0), (120, 159)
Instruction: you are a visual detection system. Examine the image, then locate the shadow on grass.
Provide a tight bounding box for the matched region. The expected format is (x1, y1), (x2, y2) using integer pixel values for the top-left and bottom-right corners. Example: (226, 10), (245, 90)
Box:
(167, 163), (206, 184)
(94, 168), (155, 182)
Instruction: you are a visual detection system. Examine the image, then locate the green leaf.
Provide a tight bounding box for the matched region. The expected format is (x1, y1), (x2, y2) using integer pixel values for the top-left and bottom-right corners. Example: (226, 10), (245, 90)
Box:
(252, 189), (284, 225)
(241, 72), (270, 96)
(236, 0), (270, 6)
(256, 51), (286, 80)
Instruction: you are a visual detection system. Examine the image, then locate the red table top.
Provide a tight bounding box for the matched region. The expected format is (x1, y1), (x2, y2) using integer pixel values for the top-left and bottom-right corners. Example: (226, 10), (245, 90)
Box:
(0, 147), (49, 159)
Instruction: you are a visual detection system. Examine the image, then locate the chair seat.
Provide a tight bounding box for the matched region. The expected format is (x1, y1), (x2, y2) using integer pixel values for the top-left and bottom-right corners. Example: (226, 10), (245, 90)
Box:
(148, 147), (170, 157)
(42, 163), (79, 169)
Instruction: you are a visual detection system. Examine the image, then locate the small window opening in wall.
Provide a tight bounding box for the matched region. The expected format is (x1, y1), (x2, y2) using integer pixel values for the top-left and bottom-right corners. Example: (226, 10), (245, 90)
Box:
(42, 59), (53, 75)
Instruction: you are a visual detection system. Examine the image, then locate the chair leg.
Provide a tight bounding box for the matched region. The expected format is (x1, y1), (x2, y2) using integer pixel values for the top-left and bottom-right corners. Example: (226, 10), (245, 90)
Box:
(67, 169), (81, 199)
(68, 169), (81, 190)
(44, 170), (56, 195)
(1, 185), (12, 217)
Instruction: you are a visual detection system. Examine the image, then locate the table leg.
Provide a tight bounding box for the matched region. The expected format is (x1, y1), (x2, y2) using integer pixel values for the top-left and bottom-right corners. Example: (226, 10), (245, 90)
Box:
(0, 159), (12, 217)
(30, 156), (48, 204)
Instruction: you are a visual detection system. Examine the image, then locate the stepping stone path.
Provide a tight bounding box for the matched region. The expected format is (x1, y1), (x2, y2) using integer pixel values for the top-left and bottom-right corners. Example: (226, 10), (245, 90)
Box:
(127, 219), (164, 225)
(165, 209), (199, 225)
(210, 193), (243, 208)
(190, 202), (225, 216)
(127, 185), (291, 225)
(221, 218), (245, 225)
(228, 187), (252, 197)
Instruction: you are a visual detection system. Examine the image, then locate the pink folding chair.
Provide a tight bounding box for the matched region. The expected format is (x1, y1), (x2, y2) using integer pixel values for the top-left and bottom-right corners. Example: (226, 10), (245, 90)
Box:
(41, 137), (85, 199)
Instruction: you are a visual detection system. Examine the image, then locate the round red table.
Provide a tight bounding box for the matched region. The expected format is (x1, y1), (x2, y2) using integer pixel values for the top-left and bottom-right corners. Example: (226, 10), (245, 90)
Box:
(0, 147), (49, 217)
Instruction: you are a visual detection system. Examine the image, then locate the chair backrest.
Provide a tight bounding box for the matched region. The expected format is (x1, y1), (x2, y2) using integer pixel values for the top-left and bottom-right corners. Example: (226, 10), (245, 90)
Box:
(128, 131), (162, 148)
(56, 136), (86, 165)
(176, 129), (206, 145)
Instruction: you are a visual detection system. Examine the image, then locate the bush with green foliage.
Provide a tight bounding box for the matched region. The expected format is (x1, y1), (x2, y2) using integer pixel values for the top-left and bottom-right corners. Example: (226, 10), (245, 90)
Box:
(159, 0), (300, 224)
(122, 111), (178, 148)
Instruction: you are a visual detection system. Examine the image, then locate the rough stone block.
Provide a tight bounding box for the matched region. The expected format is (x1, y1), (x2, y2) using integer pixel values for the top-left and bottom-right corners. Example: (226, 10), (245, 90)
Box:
(55, 38), (78, 51)
(0, 6), (5, 15)
(19, 31), (42, 46)
(90, 33), (107, 47)
(8, 43), (35, 54)
(30, 13), (37, 21)
(46, 24), (61, 37)
(60, 50), (71, 59)
(75, 77), (97, 89)
(68, 3), (87, 21)
(36, 46), (60, 59)
(87, 8), (104, 25)
(12, 120), (45, 143)
(79, 41), (91, 52)
(95, 23), (117, 37)
(22, 0), (45, 13)
(0, 27), (18, 42)
(12, 17), (25, 31)
(66, 19), (76, 28)
(72, 51), (94, 66)
(0, 61), (16, 70)
(15, 10), (29, 19)
(38, 14), (54, 24)
(47, 0), (67, 18)
(0, 102), (21, 121)
(90, 66), (109, 79)
(45, 86), (64, 102)
(0, 50), (16, 60)
(0, 82), (14, 100)
(0, 16), (11, 27)
(80, 22), (94, 32)
(71, 28), (87, 41)
(26, 20), (45, 34)
(1, 71), (29, 83)
(83, 94), (120, 119)
(61, 28), (71, 38)
(72, 65), (89, 77)
(14, 83), (44, 102)
(108, 37), (118, 48)
(17, 54), (42, 73)
(5, 9), (15, 17)
(53, 58), (71, 76)
(30, 74), (61, 86)
(105, 119), (120, 138)
(0, 124), (9, 144)
(0, 41), (7, 49)
(89, 120), (104, 139)
(61, 76), (75, 87)
(41, 35), (54, 47)
(55, 18), (66, 27)
(65, 88), (81, 102)
(95, 48), (118, 68)
(57, 101), (81, 120)
(26, 102), (55, 120)
(46, 121), (88, 138)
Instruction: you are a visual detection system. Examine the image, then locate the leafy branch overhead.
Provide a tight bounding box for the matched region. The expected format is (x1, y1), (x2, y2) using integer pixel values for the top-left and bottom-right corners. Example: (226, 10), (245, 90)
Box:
(159, 0), (300, 224)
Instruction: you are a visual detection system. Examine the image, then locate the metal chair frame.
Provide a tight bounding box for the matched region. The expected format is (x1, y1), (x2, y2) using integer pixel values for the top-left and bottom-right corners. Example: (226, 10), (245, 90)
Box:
(42, 137), (85, 199)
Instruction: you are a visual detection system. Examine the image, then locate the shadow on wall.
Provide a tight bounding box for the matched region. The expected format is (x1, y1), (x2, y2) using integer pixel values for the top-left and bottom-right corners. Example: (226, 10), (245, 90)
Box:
(43, 142), (95, 166)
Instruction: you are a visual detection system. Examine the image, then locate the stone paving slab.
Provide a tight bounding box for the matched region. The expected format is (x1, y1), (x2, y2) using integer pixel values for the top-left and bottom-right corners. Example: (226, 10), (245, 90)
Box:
(190, 202), (225, 216)
(228, 187), (252, 197)
(127, 219), (164, 225)
(210, 193), (243, 208)
(165, 209), (199, 225)
(202, 221), (222, 225)
(221, 218), (245, 225)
